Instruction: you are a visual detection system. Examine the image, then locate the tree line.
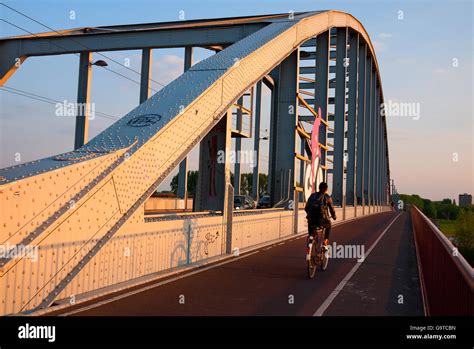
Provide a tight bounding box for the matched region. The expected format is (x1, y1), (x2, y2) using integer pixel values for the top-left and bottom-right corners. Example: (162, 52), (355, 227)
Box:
(168, 171), (269, 197)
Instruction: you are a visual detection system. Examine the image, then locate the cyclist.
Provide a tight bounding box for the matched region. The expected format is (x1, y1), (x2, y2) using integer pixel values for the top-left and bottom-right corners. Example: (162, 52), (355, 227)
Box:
(305, 182), (336, 249)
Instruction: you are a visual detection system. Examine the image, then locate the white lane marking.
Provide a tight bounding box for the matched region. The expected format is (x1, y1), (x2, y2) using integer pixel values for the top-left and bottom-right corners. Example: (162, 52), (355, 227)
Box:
(60, 250), (260, 316)
(313, 212), (403, 316)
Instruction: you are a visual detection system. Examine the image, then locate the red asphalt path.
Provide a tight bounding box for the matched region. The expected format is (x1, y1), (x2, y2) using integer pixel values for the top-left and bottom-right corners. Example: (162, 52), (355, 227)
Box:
(49, 211), (422, 316)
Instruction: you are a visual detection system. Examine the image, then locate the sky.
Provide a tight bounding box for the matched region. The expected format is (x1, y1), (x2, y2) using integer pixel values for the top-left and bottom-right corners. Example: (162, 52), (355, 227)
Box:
(0, 0), (472, 201)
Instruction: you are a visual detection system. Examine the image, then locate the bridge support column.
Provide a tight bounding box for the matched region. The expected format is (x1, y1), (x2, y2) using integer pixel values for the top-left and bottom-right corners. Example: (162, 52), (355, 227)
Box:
(375, 86), (381, 211)
(177, 47), (194, 206)
(372, 85), (378, 211)
(195, 110), (232, 212)
(225, 184), (234, 254)
(381, 97), (386, 207)
(383, 133), (388, 205)
(139, 48), (152, 103)
(74, 52), (92, 149)
(382, 139), (385, 206)
(363, 56), (372, 214)
(268, 50), (299, 206)
(234, 96), (243, 195)
(332, 28), (348, 214)
(252, 80), (263, 201)
(355, 42), (367, 216)
(385, 139), (392, 205)
(380, 141), (387, 206)
(315, 31), (330, 182)
(346, 30), (358, 216)
(386, 141), (389, 205)
(370, 69), (377, 212)
(381, 98), (386, 208)
(299, 138), (305, 202)
(267, 69), (277, 199)
(382, 148), (385, 207)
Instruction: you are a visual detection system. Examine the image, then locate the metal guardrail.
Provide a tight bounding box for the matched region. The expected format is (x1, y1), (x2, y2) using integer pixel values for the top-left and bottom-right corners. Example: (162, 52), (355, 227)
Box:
(144, 208), (287, 222)
(145, 210), (223, 222)
(411, 206), (473, 316)
(233, 207), (286, 216)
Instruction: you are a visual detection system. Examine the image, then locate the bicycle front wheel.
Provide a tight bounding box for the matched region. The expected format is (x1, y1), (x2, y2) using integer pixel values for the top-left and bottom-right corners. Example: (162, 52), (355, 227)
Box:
(321, 248), (329, 271)
(307, 241), (318, 279)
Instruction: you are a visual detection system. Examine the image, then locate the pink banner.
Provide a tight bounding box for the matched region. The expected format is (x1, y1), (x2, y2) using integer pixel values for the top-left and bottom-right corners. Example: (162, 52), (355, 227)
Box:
(310, 107), (322, 192)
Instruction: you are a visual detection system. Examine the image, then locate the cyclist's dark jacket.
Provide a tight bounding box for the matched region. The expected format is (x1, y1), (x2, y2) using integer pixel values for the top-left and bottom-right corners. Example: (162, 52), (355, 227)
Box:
(305, 192), (336, 226)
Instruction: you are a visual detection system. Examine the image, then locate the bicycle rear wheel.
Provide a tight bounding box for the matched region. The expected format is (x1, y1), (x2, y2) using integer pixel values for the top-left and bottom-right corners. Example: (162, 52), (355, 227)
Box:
(307, 237), (317, 279)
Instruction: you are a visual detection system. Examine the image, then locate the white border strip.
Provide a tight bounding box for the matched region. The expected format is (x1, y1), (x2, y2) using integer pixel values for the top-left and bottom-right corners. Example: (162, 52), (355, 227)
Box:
(313, 212), (402, 316)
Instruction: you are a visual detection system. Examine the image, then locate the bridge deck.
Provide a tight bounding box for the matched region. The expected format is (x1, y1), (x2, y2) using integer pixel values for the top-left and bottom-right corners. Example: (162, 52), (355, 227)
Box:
(49, 211), (423, 316)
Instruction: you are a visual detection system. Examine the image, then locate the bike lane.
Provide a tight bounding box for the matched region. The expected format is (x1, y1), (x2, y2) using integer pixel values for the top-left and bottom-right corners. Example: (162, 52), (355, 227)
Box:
(321, 211), (424, 316)
(51, 211), (402, 316)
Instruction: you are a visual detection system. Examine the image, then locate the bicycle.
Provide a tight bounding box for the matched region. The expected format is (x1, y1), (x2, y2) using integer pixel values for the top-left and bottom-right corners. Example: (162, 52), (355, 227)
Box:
(306, 226), (329, 279)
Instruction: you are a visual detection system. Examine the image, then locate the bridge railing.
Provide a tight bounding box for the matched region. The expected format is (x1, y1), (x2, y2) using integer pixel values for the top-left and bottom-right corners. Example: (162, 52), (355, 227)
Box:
(411, 206), (473, 316)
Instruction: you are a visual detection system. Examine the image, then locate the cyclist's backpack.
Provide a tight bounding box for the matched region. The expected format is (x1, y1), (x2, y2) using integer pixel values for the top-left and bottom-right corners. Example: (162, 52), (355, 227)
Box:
(306, 193), (328, 222)
(313, 194), (326, 218)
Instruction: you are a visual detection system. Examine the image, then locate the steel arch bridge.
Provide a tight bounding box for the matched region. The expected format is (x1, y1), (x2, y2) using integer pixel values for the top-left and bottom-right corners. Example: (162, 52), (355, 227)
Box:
(0, 11), (392, 315)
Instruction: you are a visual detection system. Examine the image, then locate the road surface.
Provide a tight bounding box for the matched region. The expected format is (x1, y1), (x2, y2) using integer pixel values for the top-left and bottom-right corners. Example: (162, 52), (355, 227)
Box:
(49, 211), (423, 316)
